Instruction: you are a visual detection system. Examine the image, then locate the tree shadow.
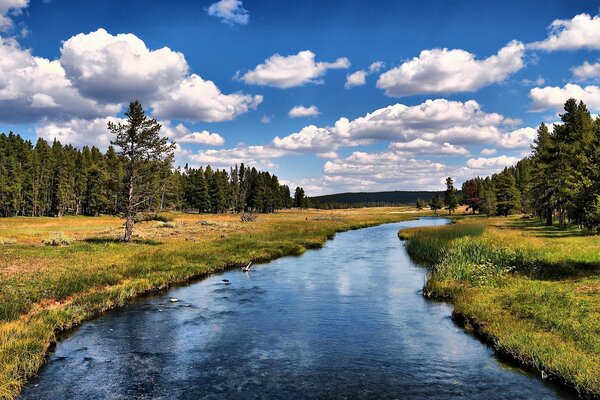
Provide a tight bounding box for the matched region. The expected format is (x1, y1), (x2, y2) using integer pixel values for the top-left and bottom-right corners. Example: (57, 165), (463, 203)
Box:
(83, 237), (162, 246)
(501, 219), (592, 238)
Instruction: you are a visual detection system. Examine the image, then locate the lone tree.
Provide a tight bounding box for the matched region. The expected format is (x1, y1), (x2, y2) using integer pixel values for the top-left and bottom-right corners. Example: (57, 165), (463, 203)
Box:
(415, 197), (425, 210)
(108, 101), (175, 242)
(430, 193), (444, 214)
(444, 177), (458, 215)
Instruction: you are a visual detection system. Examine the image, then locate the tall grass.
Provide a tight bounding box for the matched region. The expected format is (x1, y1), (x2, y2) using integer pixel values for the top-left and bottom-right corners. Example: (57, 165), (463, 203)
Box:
(400, 217), (600, 397)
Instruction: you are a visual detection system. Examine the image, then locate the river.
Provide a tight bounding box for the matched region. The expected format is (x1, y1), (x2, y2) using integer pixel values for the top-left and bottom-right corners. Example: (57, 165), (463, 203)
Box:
(20, 218), (575, 399)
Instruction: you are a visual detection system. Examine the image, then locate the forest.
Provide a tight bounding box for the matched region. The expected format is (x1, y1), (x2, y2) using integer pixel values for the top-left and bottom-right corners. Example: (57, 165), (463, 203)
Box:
(446, 98), (600, 230)
(0, 132), (304, 218)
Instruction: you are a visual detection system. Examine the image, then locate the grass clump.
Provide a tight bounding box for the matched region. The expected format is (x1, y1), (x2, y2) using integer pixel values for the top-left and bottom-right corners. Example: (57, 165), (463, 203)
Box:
(401, 215), (600, 397)
(0, 237), (16, 245)
(41, 232), (73, 246)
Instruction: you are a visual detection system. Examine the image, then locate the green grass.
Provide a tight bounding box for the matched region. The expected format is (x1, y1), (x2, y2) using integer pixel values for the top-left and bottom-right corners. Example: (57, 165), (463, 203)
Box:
(0, 207), (422, 399)
(400, 216), (600, 398)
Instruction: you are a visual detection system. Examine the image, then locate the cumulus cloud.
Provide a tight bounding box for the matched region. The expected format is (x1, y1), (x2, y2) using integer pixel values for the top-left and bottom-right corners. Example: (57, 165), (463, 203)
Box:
(521, 76), (545, 86)
(498, 127), (536, 149)
(207, 0), (249, 25)
(480, 148), (497, 156)
(321, 150), (451, 192)
(529, 83), (600, 112)
(528, 14), (600, 51)
(0, 36), (121, 123)
(59, 28), (188, 103)
(288, 105), (321, 118)
(572, 60), (600, 81)
(260, 114), (272, 124)
(36, 116), (123, 150)
(151, 74), (263, 121)
(187, 145), (286, 169)
(467, 155), (520, 170)
(376, 41), (525, 97)
(161, 123), (224, 146)
(344, 61), (385, 89)
(0, 0), (28, 32)
(390, 139), (470, 156)
(239, 50), (350, 88)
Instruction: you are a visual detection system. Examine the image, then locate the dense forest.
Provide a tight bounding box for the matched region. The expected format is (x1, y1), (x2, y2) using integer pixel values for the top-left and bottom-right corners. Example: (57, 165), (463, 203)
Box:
(311, 190), (439, 209)
(443, 98), (600, 230)
(0, 132), (304, 217)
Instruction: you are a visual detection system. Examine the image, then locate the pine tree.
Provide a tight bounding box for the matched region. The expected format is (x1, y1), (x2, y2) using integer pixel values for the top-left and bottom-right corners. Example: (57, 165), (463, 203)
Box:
(444, 177), (458, 215)
(494, 168), (521, 216)
(108, 101), (175, 242)
(430, 194), (444, 214)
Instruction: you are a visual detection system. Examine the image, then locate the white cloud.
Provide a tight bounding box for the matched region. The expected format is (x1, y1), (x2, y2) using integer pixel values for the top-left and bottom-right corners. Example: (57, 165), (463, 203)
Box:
(528, 14), (600, 51)
(260, 114), (272, 124)
(480, 148), (497, 156)
(376, 41), (525, 97)
(288, 105), (321, 118)
(390, 139), (469, 156)
(498, 127), (536, 149)
(345, 60), (385, 89)
(239, 50), (350, 88)
(529, 83), (600, 112)
(151, 74), (263, 122)
(161, 123), (224, 146)
(521, 76), (545, 86)
(36, 116), (123, 150)
(207, 0), (249, 25)
(273, 99), (515, 154)
(344, 70), (367, 89)
(0, 36), (120, 123)
(572, 60), (600, 81)
(59, 28), (188, 103)
(467, 155), (520, 170)
(187, 145), (286, 169)
(0, 0), (28, 32)
(321, 150), (450, 192)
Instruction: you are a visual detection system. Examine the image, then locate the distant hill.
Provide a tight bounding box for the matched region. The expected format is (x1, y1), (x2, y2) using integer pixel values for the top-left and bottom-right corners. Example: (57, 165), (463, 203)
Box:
(311, 191), (440, 206)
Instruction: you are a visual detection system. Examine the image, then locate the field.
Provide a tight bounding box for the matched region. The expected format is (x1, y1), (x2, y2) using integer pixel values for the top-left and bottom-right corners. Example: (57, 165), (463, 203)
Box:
(0, 208), (420, 399)
(399, 215), (600, 398)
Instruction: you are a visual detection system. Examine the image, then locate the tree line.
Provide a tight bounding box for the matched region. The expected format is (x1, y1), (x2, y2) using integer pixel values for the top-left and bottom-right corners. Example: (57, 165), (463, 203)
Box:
(0, 106), (305, 220)
(435, 98), (600, 231)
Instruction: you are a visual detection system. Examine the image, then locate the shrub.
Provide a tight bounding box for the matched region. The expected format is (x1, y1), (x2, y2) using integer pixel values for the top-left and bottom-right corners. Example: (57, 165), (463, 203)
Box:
(156, 221), (177, 229)
(240, 213), (258, 223)
(135, 213), (173, 223)
(42, 232), (73, 246)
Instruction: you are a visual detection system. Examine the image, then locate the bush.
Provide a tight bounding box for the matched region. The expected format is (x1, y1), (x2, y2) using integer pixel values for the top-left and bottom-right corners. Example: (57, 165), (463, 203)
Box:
(156, 221), (177, 229)
(240, 213), (258, 223)
(0, 237), (16, 245)
(135, 212), (173, 223)
(42, 232), (73, 246)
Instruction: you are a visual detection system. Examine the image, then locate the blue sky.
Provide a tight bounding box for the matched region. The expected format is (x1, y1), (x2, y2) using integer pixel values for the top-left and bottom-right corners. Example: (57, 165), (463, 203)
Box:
(1, 0), (599, 194)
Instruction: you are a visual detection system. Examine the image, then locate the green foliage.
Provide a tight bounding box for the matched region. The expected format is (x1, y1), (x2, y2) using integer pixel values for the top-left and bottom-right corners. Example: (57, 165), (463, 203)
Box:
(444, 177), (458, 214)
(41, 232), (73, 246)
(430, 193), (444, 213)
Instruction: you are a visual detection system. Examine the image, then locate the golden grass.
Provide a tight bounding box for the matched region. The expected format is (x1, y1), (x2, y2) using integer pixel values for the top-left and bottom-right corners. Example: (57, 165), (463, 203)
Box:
(0, 207), (421, 399)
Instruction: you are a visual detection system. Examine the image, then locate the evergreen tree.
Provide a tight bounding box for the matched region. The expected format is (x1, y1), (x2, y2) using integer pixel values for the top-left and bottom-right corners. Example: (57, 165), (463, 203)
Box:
(494, 168), (521, 216)
(430, 194), (444, 214)
(444, 177), (458, 214)
(108, 101), (175, 242)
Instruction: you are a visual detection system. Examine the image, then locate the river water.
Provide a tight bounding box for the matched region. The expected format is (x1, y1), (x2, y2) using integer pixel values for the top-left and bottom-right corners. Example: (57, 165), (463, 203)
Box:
(20, 218), (575, 399)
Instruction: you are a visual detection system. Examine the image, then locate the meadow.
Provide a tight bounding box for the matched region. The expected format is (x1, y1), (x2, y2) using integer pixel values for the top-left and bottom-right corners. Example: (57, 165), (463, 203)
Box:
(0, 208), (419, 399)
(399, 216), (600, 398)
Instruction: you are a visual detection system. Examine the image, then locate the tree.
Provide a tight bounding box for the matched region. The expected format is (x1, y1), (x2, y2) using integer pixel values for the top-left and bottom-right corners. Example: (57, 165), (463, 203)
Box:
(415, 198), (425, 210)
(294, 187), (305, 208)
(108, 101), (175, 242)
(430, 193), (444, 214)
(462, 178), (480, 214)
(494, 168), (521, 216)
(444, 177), (458, 214)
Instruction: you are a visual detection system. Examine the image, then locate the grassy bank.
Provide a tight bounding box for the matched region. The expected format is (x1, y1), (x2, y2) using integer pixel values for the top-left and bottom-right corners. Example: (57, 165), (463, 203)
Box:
(0, 208), (422, 399)
(399, 216), (600, 398)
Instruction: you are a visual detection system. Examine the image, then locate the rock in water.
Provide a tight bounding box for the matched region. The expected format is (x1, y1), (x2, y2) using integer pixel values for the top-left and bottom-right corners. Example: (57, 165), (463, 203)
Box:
(169, 297), (179, 303)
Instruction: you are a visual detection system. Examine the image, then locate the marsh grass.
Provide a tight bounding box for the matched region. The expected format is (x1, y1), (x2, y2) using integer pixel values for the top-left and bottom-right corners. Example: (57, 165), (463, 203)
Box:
(0, 207), (418, 399)
(401, 215), (600, 397)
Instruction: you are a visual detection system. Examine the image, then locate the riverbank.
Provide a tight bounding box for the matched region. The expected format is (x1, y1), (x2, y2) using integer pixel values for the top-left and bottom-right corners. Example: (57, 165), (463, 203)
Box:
(0, 208), (420, 399)
(399, 216), (600, 399)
